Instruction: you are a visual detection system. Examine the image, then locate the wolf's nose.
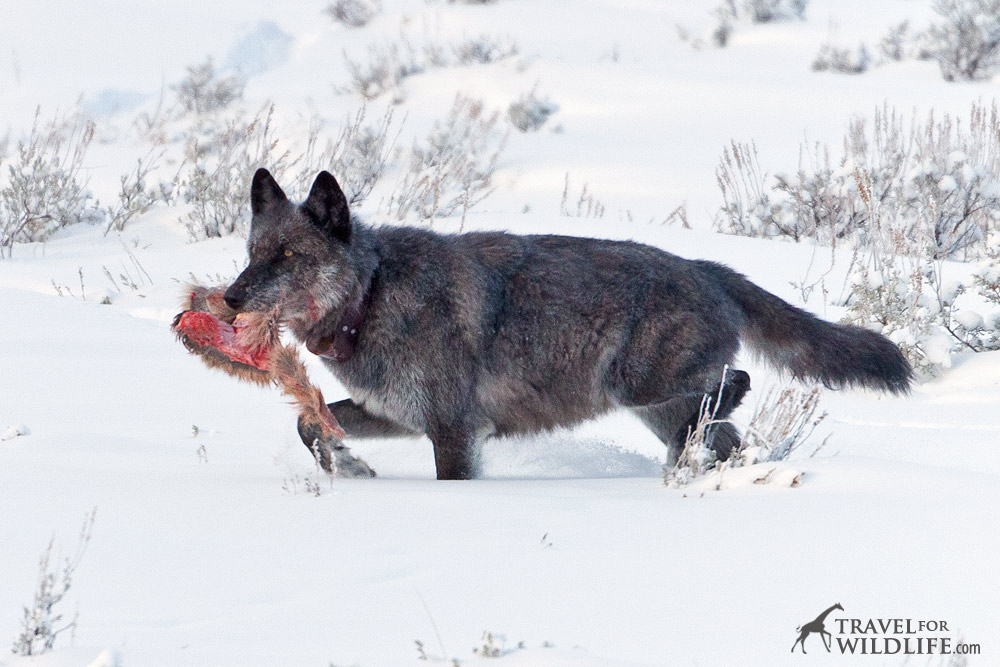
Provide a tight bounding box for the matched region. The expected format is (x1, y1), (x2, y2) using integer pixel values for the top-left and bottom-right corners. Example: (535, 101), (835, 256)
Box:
(223, 286), (246, 310)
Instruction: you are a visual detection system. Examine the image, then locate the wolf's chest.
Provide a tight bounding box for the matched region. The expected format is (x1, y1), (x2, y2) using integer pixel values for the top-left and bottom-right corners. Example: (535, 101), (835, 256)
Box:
(321, 355), (429, 432)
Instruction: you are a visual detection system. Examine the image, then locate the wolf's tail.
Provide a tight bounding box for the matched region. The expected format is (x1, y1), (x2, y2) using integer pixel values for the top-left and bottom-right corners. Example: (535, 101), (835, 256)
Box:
(694, 260), (912, 394)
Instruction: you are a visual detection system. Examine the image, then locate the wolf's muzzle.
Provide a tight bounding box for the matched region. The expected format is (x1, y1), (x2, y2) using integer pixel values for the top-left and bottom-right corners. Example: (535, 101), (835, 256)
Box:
(223, 285), (247, 310)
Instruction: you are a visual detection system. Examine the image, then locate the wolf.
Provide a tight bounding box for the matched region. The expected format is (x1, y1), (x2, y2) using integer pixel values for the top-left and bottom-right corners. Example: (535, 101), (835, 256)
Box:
(223, 168), (911, 480)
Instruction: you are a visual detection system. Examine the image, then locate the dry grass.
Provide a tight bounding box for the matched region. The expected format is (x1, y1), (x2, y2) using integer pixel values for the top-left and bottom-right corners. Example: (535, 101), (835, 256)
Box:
(738, 385), (828, 463)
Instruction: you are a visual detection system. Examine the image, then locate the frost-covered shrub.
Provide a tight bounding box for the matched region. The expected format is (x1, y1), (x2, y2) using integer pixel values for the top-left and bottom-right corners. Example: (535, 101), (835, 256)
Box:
(710, 0), (806, 47)
(869, 3), (1000, 81)
(507, 87), (558, 132)
(663, 395), (723, 488)
(340, 34), (519, 100)
(841, 175), (1000, 375)
(326, 0), (380, 28)
(715, 103), (1000, 260)
(1, 108), (97, 257)
(179, 101), (396, 239)
(291, 106), (396, 206)
(743, 0), (807, 22)
(924, 0), (1000, 81)
(868, 103), (1000, 259)
(104, 146), (163, 234)
(391, 95), (506, 222)
(712, 0), (807, 40)
(452, 35), (518, 65)
(711, 9), (734, 48)
(664, 379), (823, 488)
(812, 43), (871, 74)
(342, 41), (423, 100)
(843, 246), (1000, 375)
(181, 104), (293, 238)
(714, 140), (776, 237)
(172, 57), (245, 115)
(878, 21), (912, 63)
(973, 237), (1000, 306)
(718, 106), (1000, 374)
(739, 385), (827, 463)
(12, 510), (96, 656)
(770, 155), (869, 244)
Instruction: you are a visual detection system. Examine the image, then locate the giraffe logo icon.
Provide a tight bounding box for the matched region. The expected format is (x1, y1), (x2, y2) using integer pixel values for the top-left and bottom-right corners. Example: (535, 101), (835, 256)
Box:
(791, 603), (844, 654)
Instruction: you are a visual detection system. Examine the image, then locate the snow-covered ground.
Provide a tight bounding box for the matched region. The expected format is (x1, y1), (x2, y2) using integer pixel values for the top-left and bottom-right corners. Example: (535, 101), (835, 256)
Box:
(2, 1), (998, 665)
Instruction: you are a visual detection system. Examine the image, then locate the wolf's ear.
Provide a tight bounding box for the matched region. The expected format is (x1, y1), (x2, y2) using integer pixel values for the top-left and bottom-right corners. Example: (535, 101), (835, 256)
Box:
(251, 168), (287, 215)
(302, 171), (351, 244)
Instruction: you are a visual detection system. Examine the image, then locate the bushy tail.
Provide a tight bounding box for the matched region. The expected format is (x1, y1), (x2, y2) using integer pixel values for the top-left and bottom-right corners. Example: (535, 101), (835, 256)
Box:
(694, 260), (912, 395)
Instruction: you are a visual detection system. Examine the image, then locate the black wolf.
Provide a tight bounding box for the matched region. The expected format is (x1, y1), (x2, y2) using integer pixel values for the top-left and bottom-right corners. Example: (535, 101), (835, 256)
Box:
(223, 169), (911, 479)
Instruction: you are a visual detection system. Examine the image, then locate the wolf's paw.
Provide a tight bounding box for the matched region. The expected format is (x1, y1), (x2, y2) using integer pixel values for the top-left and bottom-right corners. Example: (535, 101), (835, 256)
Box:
(334, 452), (377, 478)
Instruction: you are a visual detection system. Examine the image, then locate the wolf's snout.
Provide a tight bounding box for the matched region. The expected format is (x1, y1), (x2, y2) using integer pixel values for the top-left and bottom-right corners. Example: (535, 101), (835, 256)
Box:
(223, 285), (247, 310)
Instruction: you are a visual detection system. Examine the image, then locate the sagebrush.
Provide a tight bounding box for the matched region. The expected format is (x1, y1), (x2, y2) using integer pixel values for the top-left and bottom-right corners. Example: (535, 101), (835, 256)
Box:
(841, 172), (1000, 376)
(294, 106), (397, 207)
(715, 104), (1000, 374)
(739, 385), (827, 463)
(924, 0), (1000, 81)
(715, 102), (1000, 260)
(12, 509), (96, 657)
(507, 87), (558, 132)
(665, 382), (827, 487)
(173, 57), (245, 115)
(0, 107), (96, 257)
(390, 94), (507, 223)
(711, 0), (807, 46)
(867, 0), (1000, 82)
(181, 104), (293, 239)
(340, 33), (518, 100)
(326, 0), (380, 27)
(812, 42), (871, 74)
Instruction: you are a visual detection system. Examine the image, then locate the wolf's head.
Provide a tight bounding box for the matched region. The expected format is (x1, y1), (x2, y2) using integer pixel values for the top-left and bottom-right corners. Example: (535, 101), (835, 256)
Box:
(224, 169), (361, 337)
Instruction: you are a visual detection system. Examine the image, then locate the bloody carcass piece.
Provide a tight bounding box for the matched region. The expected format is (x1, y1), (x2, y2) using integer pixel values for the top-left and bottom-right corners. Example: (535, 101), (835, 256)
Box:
(171, 286), (346, 441)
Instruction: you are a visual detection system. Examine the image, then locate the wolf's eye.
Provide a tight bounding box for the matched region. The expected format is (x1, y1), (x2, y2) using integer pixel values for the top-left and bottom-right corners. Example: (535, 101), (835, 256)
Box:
(283, 249), (294, 258)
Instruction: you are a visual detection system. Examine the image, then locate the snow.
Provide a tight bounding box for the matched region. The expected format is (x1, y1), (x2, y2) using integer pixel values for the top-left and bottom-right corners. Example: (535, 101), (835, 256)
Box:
(0, 424), (30, 442)
(2, 1), (999, 666)
(955, 309), (985, 331)
(938, 173), (958, 193)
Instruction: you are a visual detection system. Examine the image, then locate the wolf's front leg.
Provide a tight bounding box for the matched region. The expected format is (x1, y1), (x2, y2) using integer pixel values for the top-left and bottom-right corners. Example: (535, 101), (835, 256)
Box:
(428, 423), (478, 480)
(297, 399), (418, 476)
(323, 399), (420, 439)
(298, 430), (376, 478)
(329, 445), (377, 478)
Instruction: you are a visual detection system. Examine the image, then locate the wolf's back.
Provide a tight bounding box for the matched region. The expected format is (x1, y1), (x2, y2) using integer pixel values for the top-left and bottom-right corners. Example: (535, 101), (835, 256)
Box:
(693, 260), (912, 394)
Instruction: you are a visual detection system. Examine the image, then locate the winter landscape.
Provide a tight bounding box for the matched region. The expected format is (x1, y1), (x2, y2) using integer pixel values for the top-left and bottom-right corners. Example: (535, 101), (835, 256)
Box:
(1, 0), (999, 665)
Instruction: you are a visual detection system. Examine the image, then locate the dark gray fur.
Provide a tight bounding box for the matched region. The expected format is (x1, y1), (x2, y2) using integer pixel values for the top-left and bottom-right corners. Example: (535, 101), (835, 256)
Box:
(226, 170), (912, 480)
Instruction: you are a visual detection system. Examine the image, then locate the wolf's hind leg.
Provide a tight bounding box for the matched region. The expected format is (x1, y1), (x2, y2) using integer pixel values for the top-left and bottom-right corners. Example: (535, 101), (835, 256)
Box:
(631, 399), (692, 467)
(674, 368), (749, 461)
(631, 369), (750, 464)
